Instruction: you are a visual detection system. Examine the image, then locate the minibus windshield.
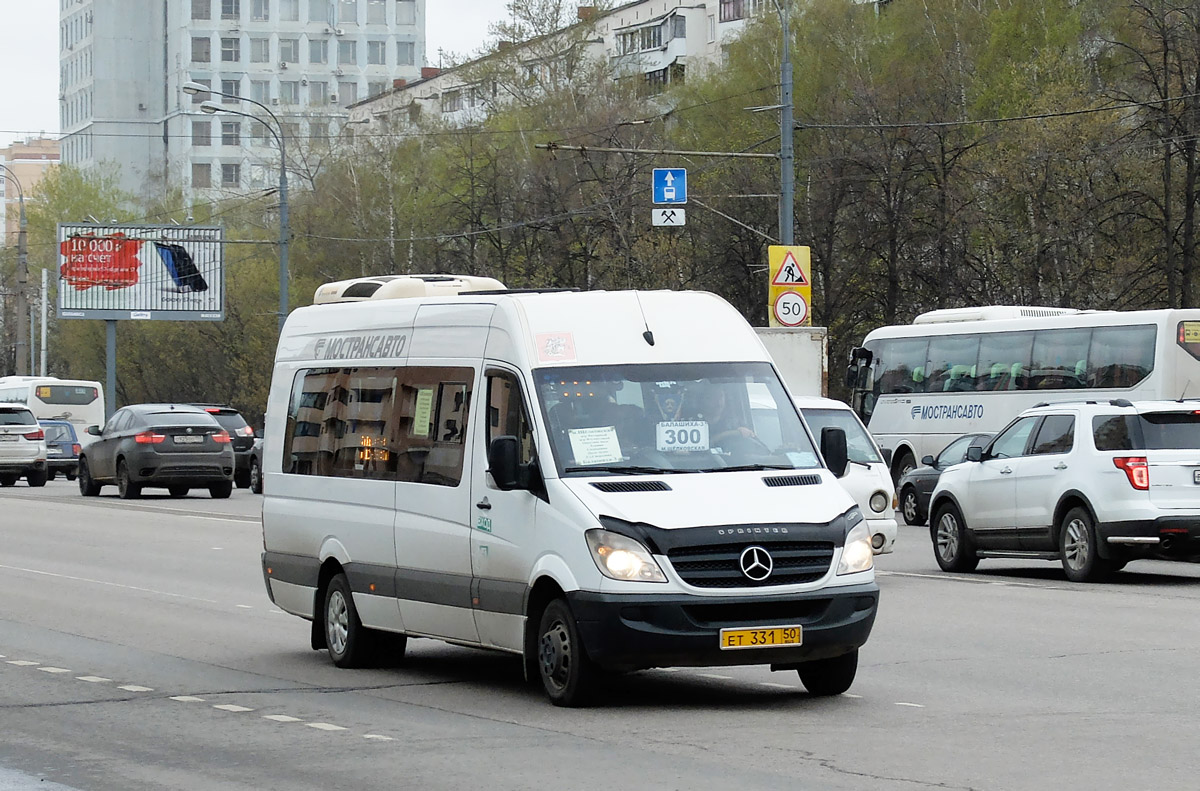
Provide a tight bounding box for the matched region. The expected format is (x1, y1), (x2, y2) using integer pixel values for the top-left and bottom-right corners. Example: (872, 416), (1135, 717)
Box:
(534, 362), (823, 476)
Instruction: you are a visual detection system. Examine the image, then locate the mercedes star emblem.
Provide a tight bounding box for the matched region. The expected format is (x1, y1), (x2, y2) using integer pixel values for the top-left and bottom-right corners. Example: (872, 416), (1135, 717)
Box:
(739, 546), (774, 581)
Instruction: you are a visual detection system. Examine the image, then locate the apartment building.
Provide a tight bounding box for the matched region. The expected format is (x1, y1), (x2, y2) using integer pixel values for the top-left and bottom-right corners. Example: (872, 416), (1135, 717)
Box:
(59, 0), (426, 198)
(0, 138), (61, 248)
(348, 0), (772, 132)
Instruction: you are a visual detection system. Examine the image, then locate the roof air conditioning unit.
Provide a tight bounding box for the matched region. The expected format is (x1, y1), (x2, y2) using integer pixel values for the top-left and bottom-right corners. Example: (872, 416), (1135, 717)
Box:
(329, 93), (338, 103)
(300, 77), (309, 85)
(271, 97), (279, 105)
(324, 26), (334, 34)
(335, 67), (344, 76)
(313, 275), (508, 304)
(279, 61), (288, 69)
(335, 28), (345, 36)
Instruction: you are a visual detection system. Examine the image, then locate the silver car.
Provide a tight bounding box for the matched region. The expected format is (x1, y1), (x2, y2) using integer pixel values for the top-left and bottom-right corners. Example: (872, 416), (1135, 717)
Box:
(0, 404), (48, 487)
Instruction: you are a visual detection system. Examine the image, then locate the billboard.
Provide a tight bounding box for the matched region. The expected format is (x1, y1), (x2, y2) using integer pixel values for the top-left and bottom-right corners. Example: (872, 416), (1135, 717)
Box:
(57, 223), (225, 321)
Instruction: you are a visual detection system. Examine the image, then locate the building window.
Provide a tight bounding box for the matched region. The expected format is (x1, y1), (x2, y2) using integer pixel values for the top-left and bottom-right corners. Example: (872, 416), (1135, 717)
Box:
(221, 78), (241, 103)
(719, 0), (743, 23)
(366, 0), (385, 23)
(221, 0), (240, 19)
(250, 79), (270, 103)
(338, 80), (358, 105)
(189, 77), (211, 104)
(396, 0), (415, 25)
(221, 37), (241, 62)
(338, 0), (357, 24)
(309, 0), (330, 22)
(338, 39), (357, 65)
(309, 39), (328, 64)
(192, 0), (211, 19)
(309, 120), (327, 144)
(367, 80), (387, 97)
(279, 38), (299, 62)
(192, 120), (212, 147)
(283, 122), (301, 141)
(671, 15), (686, 39)
(192, 162), (212, 188)
(221, 120), (241, 145)
(221, 163), (241, 186)
(250, 37), (270, 62)
(640, 25), (662, 50)
(191, 37), (211, 63)
(367, 40), (385, 64)
(397, 41), (414, 65)
(252, 120), (270, 144)
(309, 81), (329, 103)
(279, 0), (298, 20)
(442, 90), (462, 113)
(251, 0), (268, 20)
(279, 80), (299, 104)
(708, 14), (715, 42)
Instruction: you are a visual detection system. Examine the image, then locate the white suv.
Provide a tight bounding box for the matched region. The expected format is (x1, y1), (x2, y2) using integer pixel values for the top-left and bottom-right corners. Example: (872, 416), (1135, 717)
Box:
(928, 399), (1200, 582)
(0, 404), (48, 487)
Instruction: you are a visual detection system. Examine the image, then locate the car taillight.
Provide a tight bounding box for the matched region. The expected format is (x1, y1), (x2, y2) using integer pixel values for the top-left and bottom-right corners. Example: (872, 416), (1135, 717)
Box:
(23, 429), (44, 441)
(1113, 456), (1149, 490)
(135, 431), (166, 444)
(212, 431), (232, 444)
(239, 426), (255, 437)
(72, 444), (81, 455)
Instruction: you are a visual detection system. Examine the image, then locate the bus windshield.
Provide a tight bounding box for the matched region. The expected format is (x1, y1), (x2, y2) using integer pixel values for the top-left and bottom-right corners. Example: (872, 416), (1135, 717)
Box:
(534, 362), (822, 476)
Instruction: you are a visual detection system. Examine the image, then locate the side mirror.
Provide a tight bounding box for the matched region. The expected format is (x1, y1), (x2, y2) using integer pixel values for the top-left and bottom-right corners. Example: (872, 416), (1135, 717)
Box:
(87, 425), (102, 436)
(921, 455), (935, 467)
(844, 367), (857, 389)
(820, 426), (849, 478)
(966, 446), (983, 463)
(488, 435), (524, 490)
(880, 447), (893, 467)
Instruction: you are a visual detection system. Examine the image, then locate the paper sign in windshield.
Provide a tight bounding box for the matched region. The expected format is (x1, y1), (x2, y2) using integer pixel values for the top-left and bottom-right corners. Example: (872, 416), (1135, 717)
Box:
(656, 421), (710, 452)
(568, 426), (623, 466)
(412, 389), (434, 437)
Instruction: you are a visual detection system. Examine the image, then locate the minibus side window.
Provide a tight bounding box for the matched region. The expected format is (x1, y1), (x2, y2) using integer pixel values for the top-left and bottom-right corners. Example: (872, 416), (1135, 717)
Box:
(487, 371), (535, 464)
(394, 366), (474, 486)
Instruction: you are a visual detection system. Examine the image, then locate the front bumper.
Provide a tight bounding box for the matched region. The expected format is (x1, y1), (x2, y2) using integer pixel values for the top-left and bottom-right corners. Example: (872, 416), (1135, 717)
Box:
(567, 581), (879, 672)
(1101, 516), (1200, 558)
(47, 458), (79, 471)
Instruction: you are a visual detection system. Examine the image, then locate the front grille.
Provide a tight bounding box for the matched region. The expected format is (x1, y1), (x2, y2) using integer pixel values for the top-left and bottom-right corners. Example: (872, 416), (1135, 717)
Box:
(681, 598), (830, 627)
(591, 480), (671, 492)
(667, 541), (834, 588)
(764, 474), (822, 487)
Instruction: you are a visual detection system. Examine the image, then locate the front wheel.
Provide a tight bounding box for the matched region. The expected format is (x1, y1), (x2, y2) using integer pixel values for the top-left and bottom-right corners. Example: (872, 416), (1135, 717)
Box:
(249, 458), (263, 494)
(235, 468), (251, 489)
(209, 481), (233, 499)
(117, 460), (141, 499)
(797, 649), (859, 696)
(47, 470), (57, 482)
(1061, 507), (1111, 583)
(901, 485), (925, 526)
(536, 598), (599, 707)
(932, 503), (978, 572)
(78, 458), (101, 496)
(0, 474), (17, 487)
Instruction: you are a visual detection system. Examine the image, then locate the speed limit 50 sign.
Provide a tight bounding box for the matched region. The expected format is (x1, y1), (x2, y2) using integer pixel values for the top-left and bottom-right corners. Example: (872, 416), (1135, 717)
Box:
(767, 245), (812, 327)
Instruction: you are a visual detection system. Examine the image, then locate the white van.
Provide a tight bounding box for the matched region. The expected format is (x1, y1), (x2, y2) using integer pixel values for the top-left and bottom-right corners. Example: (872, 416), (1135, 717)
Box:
(791, 396), (898, 554)
(260, 276), (879, 706)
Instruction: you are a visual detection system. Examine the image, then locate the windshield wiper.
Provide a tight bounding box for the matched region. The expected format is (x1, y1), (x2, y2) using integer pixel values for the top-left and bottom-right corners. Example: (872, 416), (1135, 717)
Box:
(564, 465), (687, 475)
(848, 459), (873, 470)
(698, 464), (796, 473)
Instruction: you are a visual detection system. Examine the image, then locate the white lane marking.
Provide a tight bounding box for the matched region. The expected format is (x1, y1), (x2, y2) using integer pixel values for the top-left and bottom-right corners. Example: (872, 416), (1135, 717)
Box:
(270, 610), (285, 615)
(0, 654), (5, 658)
(236, 605), (253, 609)
(120, 685), (154, 692)
(895, 702), (925, 708)
(878, 570), (1062, 590)
(77, 676), (111, 683)
(843, 693), (863, 699)
(697, 673), (732, 680)
(38, 667), (72, 674)
(263, 714), (303, 723)
(170, 695), (206, 702)
(213, 704), (254, 712)
(0, 495), (257, 524)
(307, 722), (347, 732)
(363, 734), (394, 741)
(6, 660), (39, 666)
(760, 682), (796, 689)
(0, 563), (219, 604)
(211, 547), (223, 550)
(658, 667), (680, 672)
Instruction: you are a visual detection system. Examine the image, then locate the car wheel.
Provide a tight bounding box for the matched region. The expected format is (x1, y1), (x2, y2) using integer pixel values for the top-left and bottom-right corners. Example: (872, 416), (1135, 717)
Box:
(26, 469), (47, 488)
(47, 470), (56, 482)
(1061, 506), (1111, 583)
(116, 460), (141, 499)
(797, 649), (859, 696)
(892, 451), (916, 486)
(249, 457), (263, 494)
(901, 486), (925, 526)
(78, 458), (101, 497)
(168, 486), (189, 498)
(235, 468), (251, 489)
(209, 481), (233, 499)
(324, 573), (370, 668)
(932, 503), (979, 572)
(66, 470), (77, 481)
(0, 474), (17, 487)
(537, 598), (598, 707)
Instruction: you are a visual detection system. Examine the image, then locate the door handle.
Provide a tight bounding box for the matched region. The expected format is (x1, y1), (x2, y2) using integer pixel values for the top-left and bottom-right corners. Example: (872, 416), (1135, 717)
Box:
(1000, 467), (1012, 474)
(476, 498), (492, 511)
(1054, 463), (1068, 470)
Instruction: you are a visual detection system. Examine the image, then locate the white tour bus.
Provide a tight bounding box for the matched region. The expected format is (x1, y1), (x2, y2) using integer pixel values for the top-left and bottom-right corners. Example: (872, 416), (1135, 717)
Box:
(261, 275), (879, 706)
(0, 376), (105, 447)
(846, 306), (1200, 482)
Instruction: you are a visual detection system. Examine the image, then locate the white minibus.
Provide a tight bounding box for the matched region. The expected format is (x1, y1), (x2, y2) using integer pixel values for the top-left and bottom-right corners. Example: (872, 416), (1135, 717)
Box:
(846, 306), (1200, 482)
(0, 377), (105, 447)
(261, 275), (879, 706)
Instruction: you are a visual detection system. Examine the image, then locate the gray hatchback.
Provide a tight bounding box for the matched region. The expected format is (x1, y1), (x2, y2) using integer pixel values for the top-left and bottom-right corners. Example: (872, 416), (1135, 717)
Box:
(77, 404), (236, 499)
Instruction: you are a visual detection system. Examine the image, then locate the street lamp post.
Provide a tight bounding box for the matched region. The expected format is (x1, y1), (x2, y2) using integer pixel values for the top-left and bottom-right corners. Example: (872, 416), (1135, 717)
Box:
(772, 0), (795, 246)
(182, 82), (289, 336)
(0, 163), (28, 375)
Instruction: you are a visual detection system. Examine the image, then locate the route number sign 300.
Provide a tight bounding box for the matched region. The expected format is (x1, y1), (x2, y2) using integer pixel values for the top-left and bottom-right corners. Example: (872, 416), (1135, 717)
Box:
(655, 421), (710, 452)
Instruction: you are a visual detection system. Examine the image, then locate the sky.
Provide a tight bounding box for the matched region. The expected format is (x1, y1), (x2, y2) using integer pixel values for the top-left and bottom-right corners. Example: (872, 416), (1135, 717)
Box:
(0, 1), (510, 149)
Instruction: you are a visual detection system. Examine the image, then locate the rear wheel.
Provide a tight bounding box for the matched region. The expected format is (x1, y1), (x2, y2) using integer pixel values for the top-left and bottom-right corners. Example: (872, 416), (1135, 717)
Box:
(116, 460), (141, 499)
(932, 503), (978, 572)
(901, 485), (925, 526)
(797, 649), (859, 696)
(1061, 507), (1111, 583)
(168, 486), (189, 498)
(77, 458), (101, 496)
(536, 598), (599, 707)
(0, 474), (17, 487)
(892, 451), (916, 486)
(47, 470), (57, 482)
(249, 457), (263, 494)
(66, 470), (77, 481)
(26, 469), (47, 488)
(209, 481), (233, 499)
(324, 573), (370, 668)
(235, 468), (251, 489)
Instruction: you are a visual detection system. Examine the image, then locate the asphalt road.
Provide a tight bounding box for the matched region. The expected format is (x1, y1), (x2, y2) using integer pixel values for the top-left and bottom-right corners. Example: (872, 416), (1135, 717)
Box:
(2, 479), (1198, 790)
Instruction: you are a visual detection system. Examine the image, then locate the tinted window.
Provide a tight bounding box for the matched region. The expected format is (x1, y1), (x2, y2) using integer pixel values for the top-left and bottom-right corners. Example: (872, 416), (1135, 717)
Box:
(1030, 329), (1091, 390)
(1088, 326), (1155, 388)
(935, 435), (974, 467)
(927, 334), (980, 393)
(874, 338), (930, 395)
(990, 417), (1038, 459)
(1137, 412), (1200, 449)
(976, 332), (1033, 391)
(43, 424), (75, 442)
(207, 411), (249, 431)
(1093, 415), (1135, 451)
(488, 371), (536, 465)
(146, 412), (217, 426)
(1031, 415), (1075, 455)
(0, 409), (36, 425)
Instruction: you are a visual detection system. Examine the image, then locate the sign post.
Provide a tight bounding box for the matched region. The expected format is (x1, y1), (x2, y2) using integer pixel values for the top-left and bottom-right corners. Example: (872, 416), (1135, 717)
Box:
(768, 245), (812, 327)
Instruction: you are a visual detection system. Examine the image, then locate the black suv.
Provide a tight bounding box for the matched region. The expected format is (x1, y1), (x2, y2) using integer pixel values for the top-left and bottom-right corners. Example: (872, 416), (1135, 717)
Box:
(191, 405), (257, 488)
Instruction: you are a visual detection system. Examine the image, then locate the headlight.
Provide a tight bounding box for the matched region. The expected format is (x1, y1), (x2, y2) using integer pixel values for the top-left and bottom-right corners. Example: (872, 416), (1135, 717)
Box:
(585, 529), (668, 583)
(836, 521), (874, 575)
(869, 491), (889, 513)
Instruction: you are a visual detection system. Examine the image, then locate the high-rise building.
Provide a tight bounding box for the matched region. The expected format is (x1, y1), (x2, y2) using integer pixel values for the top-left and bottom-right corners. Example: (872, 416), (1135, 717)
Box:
(0, 138), (60, 248)
(59, 0), (425, 198)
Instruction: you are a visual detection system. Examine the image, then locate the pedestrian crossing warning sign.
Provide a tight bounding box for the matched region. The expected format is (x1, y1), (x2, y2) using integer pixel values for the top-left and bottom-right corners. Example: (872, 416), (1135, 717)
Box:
(768, 245), (812, 327)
